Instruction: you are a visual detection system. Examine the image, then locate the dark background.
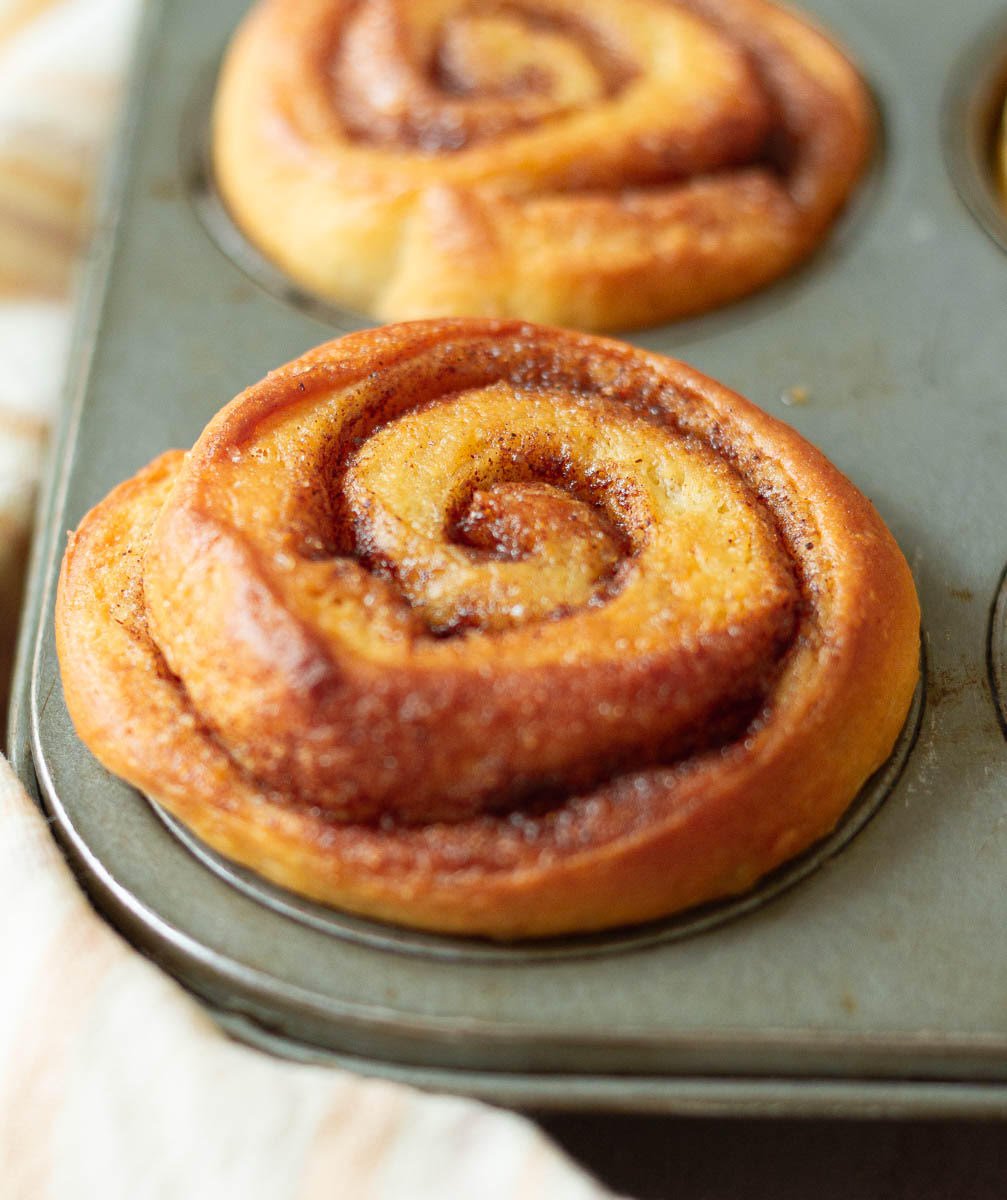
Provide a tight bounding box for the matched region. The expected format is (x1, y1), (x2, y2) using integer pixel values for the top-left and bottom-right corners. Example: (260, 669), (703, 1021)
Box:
(537, 1115), (1007, 1198)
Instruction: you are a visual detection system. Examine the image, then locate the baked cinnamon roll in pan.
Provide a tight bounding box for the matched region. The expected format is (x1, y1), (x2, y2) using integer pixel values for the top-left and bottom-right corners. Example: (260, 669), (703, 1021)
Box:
(999, 94), (1007, 207)
(56, 320), (919, 939)
(212, 0), (874, 331)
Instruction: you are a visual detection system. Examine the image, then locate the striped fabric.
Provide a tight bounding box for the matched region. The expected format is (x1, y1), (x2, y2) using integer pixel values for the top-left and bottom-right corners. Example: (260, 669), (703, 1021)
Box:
(0, 4), (617, 1195)
(0, 0), (135, 296)
(0, 757), (612, 1199)
(0, 0), (137, 708)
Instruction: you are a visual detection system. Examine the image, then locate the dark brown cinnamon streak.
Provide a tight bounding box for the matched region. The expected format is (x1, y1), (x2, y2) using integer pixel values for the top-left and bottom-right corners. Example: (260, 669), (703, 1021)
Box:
(213, 0), (874, 331)
(56, 321), (920, 938)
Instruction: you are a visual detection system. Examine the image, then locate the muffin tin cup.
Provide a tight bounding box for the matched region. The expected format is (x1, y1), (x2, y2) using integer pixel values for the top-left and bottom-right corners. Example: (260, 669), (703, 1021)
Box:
(148, 663), (926, 968)
(9, 0), (1007, 1116)
(944, 10), (1007, 256)
(991, 565), (1007, 736)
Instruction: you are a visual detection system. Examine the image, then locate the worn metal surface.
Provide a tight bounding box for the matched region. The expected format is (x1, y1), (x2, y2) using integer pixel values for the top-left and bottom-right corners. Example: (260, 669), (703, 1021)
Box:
(9, 0), (1007, 1114)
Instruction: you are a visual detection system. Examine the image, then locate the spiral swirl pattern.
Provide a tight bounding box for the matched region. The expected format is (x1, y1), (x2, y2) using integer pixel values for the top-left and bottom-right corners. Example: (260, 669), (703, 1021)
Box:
(57, 321), (920, 937)
(213, 0), (873, 331)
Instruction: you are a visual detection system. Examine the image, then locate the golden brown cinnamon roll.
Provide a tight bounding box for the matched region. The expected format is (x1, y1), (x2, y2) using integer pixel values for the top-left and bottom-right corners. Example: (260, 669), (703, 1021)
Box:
(999, 95), (1007, 207)
(56, 320), (919, 938)
(212, 0), (873, 331)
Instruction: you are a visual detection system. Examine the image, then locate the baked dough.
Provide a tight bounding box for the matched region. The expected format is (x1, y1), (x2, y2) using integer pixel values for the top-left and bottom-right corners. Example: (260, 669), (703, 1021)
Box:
(213, 0), (873, 331)
(56, 320), (920, 938)
(1000, 95), (1007, 208)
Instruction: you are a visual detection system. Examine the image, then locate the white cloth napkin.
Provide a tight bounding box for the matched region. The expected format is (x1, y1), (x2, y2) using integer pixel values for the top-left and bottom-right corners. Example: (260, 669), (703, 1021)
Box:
(0, 756), (612, 1199)
(0, 3), (618, 1195)
(0, 0), (131, 700)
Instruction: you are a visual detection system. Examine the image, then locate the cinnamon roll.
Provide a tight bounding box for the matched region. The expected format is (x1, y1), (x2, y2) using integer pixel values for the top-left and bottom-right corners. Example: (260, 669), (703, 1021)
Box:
(212, 0), (873, 331)
(56, 320), (919, 938)
(1000, 94), (1007, 207)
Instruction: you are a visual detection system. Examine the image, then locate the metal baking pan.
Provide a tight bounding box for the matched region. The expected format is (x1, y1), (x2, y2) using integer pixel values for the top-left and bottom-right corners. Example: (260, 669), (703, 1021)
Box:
(9, 0), (1007, 1116)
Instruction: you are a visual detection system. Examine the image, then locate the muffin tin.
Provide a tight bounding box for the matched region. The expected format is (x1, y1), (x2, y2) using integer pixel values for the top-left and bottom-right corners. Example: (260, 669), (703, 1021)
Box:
(9, 0), (1007, 1116)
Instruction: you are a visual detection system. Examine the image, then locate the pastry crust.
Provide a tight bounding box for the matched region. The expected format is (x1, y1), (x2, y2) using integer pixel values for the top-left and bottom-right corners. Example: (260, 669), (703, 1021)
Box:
(212, 0), (873, 331)
(56, 320), (919, 938)
(1000, 95), (1007, 208)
